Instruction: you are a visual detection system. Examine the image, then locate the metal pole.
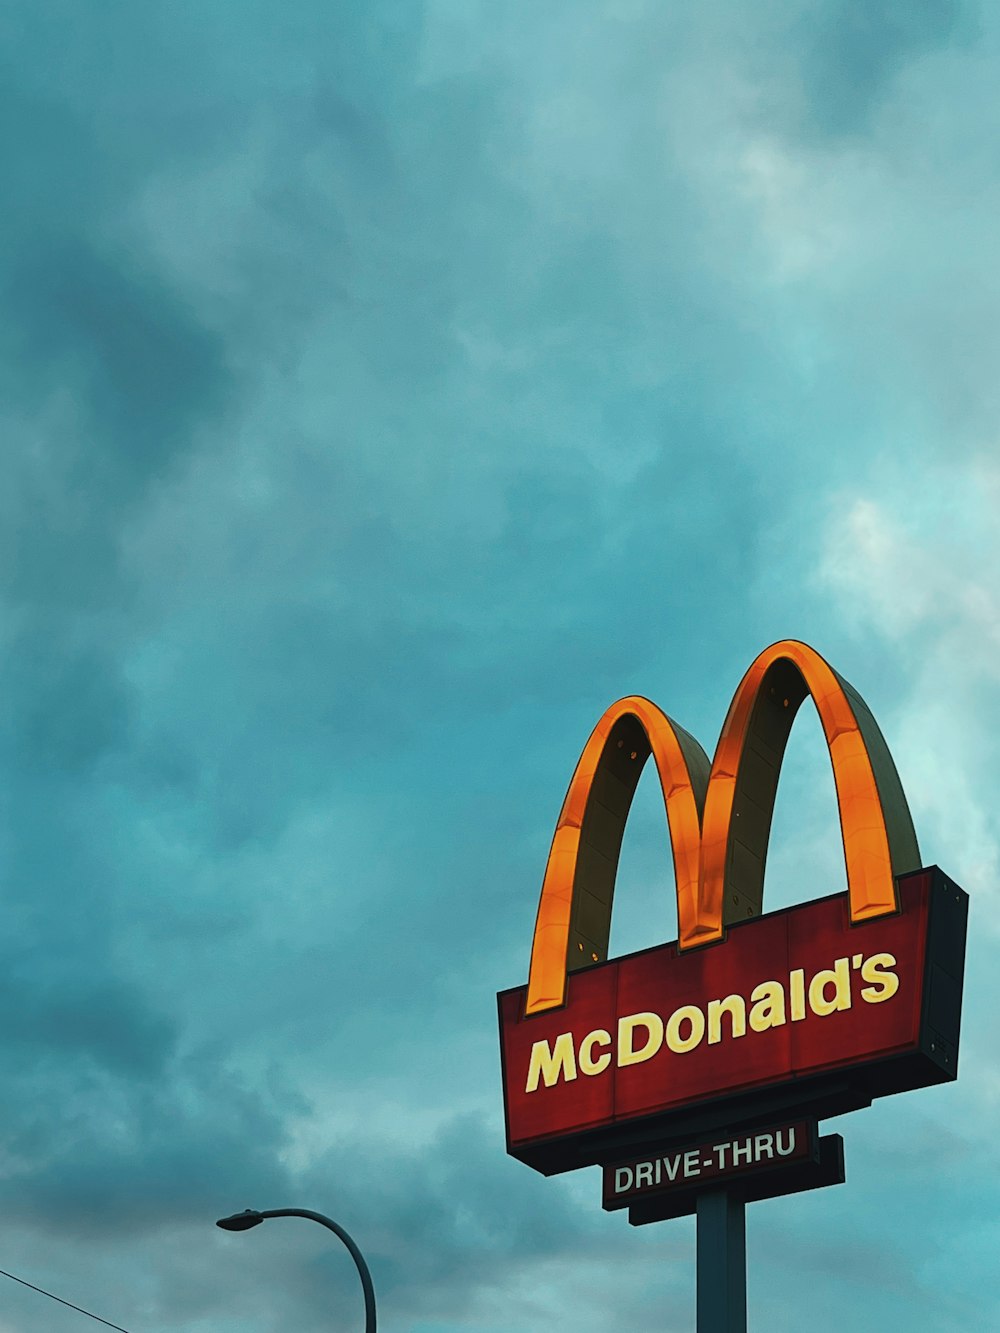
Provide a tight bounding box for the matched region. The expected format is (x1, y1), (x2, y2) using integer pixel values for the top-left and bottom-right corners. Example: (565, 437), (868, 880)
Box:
(696, 1189), (746, 1333)
(257, 1209), (376, 1333)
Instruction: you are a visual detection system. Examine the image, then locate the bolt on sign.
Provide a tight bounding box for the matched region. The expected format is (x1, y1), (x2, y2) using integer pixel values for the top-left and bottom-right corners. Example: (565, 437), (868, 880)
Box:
(497, 641), (968, 1190)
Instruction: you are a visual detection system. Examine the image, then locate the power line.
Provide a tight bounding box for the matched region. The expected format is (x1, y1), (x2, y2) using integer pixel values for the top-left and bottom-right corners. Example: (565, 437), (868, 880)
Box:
(0, 1266), (134, 1331)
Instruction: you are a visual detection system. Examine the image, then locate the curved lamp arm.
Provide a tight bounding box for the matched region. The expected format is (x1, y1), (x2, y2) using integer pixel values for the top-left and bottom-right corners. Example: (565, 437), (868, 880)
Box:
(217, 1207), (376, 1333)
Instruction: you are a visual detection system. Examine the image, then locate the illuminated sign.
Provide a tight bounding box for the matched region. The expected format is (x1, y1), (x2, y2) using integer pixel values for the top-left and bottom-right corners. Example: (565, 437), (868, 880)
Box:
(498, 641), (968, 1177)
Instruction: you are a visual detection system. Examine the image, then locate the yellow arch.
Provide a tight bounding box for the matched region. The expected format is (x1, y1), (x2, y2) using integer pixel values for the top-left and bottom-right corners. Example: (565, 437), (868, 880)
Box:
(524, 697), (709, 1015)
(524, 642), (920, 1015)
(694, 639), (920, 945)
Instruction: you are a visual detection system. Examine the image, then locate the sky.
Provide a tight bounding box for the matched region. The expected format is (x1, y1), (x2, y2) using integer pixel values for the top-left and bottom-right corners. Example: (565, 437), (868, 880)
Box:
(2, 0), (1000, 1329)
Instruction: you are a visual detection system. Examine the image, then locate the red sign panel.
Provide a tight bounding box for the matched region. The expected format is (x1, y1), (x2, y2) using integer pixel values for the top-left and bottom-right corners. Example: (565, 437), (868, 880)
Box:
(499, 869), (965, 1174)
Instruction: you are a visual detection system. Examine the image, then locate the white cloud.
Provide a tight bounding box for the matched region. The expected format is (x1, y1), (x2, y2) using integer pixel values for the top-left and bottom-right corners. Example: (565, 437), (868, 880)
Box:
(819, 461), (1000, 910)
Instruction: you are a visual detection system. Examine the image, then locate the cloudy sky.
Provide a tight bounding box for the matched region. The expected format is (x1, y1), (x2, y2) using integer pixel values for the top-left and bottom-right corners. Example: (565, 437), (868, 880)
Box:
(3, 0), (1000, 1329)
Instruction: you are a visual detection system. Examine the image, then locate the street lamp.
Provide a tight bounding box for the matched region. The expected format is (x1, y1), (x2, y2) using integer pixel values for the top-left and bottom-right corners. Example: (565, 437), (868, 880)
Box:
(216, 1208), (376, 1332)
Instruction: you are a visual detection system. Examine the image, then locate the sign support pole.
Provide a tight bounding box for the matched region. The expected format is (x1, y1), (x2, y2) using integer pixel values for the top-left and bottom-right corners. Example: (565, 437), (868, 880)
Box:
(696, 1189), (746, 1332)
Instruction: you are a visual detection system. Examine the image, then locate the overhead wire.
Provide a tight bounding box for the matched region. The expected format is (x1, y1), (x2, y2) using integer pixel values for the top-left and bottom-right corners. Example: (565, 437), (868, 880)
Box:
(0, 1265), (134, 1331)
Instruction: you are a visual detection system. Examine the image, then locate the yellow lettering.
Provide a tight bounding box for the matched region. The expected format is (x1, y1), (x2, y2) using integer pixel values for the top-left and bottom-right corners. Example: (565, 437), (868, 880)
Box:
(789, 968), (806, 1021)
(579, 1028), (612, 1076)
(707, 994), (747, 1044)
(749, 980), (786, 1032)
(525, 1033), (577, 1093)
(808, 956), (852, 1017)
(618, 1012), (664, 1067)
(860, 952), (899, 1004)
(665, 1004), (705, 1054)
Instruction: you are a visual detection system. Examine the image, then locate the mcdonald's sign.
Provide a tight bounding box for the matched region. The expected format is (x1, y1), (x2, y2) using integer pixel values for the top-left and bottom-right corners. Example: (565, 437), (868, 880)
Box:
(498, 641), (968, 1176)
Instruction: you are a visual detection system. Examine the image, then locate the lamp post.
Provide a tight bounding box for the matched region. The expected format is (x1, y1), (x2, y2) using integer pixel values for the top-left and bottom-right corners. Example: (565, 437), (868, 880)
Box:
(216, 1208), (376, 1332)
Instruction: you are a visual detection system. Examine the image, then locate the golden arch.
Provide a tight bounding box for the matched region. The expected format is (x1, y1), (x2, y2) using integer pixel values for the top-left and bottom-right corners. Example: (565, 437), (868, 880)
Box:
(525, 640), (920, 1016)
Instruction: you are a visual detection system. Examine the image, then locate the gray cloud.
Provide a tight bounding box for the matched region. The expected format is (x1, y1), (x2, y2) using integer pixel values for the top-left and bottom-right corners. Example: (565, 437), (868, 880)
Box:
(797, 0), (972, 136)
(2, 1), (999, 1329)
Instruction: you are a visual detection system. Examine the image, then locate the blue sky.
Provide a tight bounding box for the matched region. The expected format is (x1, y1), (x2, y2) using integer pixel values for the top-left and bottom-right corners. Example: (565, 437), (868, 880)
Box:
(3, 1), (999, 1329)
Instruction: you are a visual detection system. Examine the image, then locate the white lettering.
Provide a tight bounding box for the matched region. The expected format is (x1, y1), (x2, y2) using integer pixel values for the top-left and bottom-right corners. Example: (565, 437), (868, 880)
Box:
(615, 1166), (633, 1193)
(732, 1137), (753, 1166)
(775, 1128), (796, 1157)
(683, 1150), (701, 1178)
(663, 1153), (682, 1181)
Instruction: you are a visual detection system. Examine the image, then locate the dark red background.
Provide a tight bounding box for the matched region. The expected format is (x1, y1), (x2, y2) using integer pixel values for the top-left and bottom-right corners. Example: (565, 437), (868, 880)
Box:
(501, 875), (931, 1153)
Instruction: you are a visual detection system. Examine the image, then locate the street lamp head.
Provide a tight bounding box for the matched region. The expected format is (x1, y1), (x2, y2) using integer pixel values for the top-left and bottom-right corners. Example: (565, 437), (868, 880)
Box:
(216, 1209), (265, 1232)
(214, 1206), (376, 1331)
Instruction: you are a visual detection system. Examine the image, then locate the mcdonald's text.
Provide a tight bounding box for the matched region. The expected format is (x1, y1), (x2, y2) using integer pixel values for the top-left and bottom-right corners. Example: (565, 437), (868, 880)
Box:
(499, 868), (966, 1174)
(524, 951), (898, 1094)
